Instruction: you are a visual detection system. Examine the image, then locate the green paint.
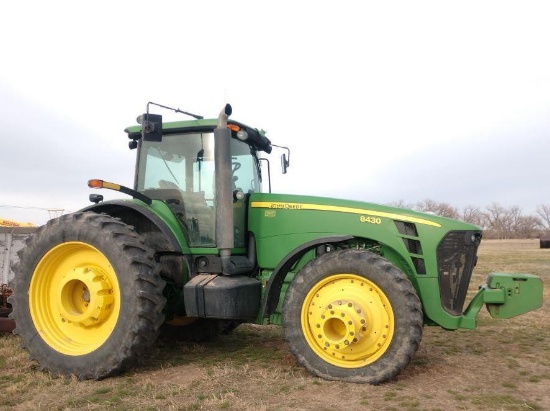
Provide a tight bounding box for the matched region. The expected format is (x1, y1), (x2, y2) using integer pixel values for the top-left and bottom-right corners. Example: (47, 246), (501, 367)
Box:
(117, 115), (543, 331)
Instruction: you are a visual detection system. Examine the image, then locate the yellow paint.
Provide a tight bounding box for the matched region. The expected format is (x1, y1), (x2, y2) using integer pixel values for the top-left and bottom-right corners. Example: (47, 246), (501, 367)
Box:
(251, 201), (441, 228)
(102, 181), (121, 191)
(0, 218), (35, 227)
(301, 273), (395, 367)
(264, 210), (277, 218)
(29, 242), (121, 356)
(360, 215), (382, 225)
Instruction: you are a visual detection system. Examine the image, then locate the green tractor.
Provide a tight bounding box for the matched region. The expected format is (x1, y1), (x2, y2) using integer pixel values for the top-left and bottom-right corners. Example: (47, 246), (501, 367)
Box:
(11, 103), (543, 383)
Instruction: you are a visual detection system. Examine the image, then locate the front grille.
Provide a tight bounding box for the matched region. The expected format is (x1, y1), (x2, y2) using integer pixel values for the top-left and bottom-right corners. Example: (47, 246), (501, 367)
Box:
(437, 231), (481, 315)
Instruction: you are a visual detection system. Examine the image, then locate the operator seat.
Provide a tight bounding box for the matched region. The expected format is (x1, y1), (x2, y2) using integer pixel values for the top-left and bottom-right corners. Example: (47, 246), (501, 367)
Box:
(142, 188), (187, 226)
(142, 188), (185, 205)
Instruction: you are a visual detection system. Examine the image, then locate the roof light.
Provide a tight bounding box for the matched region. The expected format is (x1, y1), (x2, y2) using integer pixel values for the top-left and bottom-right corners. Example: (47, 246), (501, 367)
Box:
(236, 129), (249, 141)
(227, 124), (240, 132)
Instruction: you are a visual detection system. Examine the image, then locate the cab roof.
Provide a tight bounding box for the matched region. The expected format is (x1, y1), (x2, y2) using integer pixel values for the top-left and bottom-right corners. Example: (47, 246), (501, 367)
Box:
(124, 118), (272, 153)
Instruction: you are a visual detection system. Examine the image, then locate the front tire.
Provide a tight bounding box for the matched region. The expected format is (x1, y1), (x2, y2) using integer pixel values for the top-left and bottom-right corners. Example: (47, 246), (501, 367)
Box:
(10, 212), (166, 379)
(283, 249), (423, 384)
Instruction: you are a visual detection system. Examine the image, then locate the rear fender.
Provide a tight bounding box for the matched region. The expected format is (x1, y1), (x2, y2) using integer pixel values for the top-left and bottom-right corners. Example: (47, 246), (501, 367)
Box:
(81, 200), (190, 285)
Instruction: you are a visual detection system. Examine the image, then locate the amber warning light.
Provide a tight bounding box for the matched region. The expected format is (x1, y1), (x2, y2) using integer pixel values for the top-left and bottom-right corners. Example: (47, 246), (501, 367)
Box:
(88, 179), (104, 189)
(87, 179), (152, 205)
(88, 180), (121, 191)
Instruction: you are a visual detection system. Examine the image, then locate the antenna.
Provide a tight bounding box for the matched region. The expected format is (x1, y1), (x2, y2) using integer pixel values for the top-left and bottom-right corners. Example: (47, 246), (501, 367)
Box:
(146, 102), (203, 120)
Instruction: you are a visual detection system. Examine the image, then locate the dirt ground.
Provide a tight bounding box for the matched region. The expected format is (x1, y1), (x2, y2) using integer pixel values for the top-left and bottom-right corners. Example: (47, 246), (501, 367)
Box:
(0, 239), (548, 410)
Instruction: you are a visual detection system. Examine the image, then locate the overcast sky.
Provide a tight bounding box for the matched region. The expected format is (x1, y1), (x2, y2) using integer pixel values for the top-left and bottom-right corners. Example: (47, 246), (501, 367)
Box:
(1, 1), (549, 225)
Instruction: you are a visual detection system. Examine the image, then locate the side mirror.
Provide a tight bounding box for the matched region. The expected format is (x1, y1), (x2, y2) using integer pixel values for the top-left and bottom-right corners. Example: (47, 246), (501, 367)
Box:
(137, 113), (163, 142)
(281, 153), (289, 174)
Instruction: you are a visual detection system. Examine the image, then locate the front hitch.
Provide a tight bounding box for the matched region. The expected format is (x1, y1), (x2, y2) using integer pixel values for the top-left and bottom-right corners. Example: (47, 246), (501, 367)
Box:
(460, 272), (543, 329)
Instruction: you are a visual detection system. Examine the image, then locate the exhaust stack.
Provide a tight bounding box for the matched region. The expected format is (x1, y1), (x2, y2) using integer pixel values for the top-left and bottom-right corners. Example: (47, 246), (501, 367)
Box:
(214, 104), (234, 275)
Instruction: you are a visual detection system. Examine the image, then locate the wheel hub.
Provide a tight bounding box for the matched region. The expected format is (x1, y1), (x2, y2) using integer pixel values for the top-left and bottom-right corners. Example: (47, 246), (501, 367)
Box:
(311, 301), (366, 352)
(57, 266), (115, 327)
(302, 274), (394, 367)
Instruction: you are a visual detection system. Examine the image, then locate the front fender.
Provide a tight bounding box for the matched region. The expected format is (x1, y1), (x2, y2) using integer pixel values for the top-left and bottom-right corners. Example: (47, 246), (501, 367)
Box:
(260, 235), (354, 319)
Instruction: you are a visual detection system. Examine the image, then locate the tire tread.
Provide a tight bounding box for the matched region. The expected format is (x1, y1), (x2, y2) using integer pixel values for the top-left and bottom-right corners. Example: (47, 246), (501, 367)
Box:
(11, 212), (166, 380)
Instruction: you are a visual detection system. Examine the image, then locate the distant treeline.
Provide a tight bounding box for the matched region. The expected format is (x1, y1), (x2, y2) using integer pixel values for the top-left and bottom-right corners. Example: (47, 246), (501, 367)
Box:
(390, 200), (550, 239)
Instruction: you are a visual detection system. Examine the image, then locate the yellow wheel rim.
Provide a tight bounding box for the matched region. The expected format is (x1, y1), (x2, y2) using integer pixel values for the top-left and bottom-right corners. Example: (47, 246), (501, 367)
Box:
(301, 274), (394, 368)
(29, 242), (121, 356)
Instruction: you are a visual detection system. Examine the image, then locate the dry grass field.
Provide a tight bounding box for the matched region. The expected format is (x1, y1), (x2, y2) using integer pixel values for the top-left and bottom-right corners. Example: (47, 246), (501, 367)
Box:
(1, 239), (548, 410)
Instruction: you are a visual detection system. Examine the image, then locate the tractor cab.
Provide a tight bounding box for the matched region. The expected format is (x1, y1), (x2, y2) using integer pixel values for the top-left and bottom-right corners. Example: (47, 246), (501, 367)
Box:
(135, 127), (262, 248)
(125, 107), (274, 252)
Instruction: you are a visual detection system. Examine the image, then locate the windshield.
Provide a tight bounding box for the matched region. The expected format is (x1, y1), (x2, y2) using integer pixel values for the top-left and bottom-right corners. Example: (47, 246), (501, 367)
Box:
(136, 132), (261, 247)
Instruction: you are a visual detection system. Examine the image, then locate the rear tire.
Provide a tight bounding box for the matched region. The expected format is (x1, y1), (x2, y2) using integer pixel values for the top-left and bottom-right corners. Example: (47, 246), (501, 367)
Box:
(10, 212), (166, 379)
(283, 249), (423, 384)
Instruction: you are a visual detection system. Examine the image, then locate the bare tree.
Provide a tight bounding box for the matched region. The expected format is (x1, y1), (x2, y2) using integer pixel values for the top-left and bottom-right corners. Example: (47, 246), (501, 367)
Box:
(484, 203), (518, 239)
(461, 205), (486, 228)
(388, 200), (415, 210)
(514, 215), (543, 238)
(416, 199), (459, 219)
(536, 204), (550, 232)
(482, 203), (540, 239)
(508, 206), (523, 238)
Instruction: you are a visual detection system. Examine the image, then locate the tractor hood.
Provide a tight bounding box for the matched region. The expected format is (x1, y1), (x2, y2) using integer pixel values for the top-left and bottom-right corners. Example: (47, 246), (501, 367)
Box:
(249, 192), (480, 233)
(248, 192), (481, 274)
